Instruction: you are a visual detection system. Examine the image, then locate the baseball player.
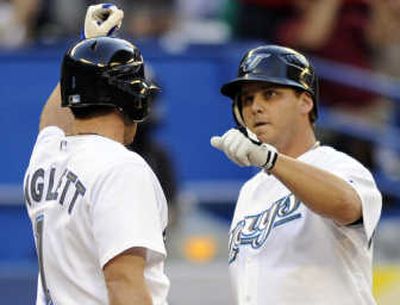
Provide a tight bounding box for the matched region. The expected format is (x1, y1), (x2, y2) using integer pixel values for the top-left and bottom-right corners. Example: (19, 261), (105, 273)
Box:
(23, 4), (169, 305)
(211, 45), (382, 304)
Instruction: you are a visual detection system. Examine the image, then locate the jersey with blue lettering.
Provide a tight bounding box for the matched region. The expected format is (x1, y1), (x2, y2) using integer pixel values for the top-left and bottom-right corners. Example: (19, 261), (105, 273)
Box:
(228, 145), (382, 305)
(24, 126), (169, 305)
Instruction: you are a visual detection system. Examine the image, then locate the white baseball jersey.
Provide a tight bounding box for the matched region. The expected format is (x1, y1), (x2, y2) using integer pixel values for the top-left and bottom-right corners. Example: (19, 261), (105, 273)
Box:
(24, 126), (169, 305)
(228, 145), (382, 305)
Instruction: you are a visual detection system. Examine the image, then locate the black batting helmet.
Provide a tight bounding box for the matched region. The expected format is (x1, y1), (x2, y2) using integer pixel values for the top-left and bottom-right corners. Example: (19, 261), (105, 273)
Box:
(221, 45), (318, 126)
(61, 36), (159, 122)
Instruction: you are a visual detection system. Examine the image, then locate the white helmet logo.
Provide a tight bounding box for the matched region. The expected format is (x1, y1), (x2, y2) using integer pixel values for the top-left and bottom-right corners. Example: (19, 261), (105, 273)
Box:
(241, 54), (271, 73)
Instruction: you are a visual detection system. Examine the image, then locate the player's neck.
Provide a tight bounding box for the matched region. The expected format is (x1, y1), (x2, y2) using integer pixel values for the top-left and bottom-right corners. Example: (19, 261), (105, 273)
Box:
(280, 126), (317, 158)
(71, 112), (125, 143)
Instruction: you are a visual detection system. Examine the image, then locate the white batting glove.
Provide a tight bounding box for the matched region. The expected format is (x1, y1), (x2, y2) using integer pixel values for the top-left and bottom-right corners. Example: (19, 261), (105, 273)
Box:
(83, 3), (124, 39)
(210, 129), (279, 170)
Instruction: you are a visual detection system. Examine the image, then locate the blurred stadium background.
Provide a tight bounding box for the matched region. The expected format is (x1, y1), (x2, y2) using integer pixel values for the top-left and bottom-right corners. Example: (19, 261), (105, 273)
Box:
(1, 0), (400, 304)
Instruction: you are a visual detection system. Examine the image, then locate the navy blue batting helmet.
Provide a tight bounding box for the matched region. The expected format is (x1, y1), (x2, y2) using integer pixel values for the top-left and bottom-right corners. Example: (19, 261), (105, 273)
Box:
(61, 36), (159, 122)
(221, 45), (319, 125)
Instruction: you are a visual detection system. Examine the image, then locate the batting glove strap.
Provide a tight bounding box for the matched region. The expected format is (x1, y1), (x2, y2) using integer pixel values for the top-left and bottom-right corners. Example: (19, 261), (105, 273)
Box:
(83, 3), (124, 39)
(259, 143), (278, 170)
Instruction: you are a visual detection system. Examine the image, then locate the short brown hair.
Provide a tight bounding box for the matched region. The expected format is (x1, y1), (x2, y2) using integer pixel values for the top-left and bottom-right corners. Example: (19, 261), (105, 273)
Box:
(70, 105), (116, 120)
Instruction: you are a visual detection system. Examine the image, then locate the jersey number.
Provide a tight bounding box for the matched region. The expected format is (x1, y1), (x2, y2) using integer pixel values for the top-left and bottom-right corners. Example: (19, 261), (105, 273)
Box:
(35, 215), (54, 305)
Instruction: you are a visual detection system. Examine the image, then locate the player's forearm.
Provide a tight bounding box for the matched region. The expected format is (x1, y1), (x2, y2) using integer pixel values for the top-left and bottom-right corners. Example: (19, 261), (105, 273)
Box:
(39, 83), (74, 133)
(270, 154), (362, 225)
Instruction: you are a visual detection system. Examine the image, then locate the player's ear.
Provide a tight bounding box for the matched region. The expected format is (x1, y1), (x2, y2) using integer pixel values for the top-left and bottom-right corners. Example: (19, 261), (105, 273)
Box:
(299, 91), (313, 117)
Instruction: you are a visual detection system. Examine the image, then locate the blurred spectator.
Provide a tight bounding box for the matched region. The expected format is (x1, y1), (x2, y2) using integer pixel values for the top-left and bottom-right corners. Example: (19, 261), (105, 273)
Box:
(234, 0), (295, 41)
(33, 0), (229, 44)
(276, 0), (386, 123)
(162, 0), (230, 47)
(176, 0), (225, 20)
(34, 0), (176, 40)
(368, 0), (400, 79)
(123, 0), (176, 38)
(34, 0), (92, 40)
(367, 0), (400, 179)
(0, 0), (39, 47)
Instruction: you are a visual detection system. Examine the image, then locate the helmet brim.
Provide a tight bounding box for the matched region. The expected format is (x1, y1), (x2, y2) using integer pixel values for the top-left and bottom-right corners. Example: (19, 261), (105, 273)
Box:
(220, 76), (309, 99)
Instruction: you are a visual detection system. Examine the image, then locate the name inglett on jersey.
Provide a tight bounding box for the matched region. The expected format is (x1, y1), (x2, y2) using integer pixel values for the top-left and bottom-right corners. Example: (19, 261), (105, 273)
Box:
(24, 167), (86, 214)
(229, 193), (302, 263)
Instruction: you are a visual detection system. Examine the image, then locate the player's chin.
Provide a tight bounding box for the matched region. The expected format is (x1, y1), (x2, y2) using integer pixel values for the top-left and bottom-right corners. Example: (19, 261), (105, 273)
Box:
(253, 129), (272, 144)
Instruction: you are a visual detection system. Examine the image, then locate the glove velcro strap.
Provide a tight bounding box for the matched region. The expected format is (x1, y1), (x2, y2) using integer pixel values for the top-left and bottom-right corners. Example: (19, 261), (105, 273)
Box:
(260, 145), (278, 170)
